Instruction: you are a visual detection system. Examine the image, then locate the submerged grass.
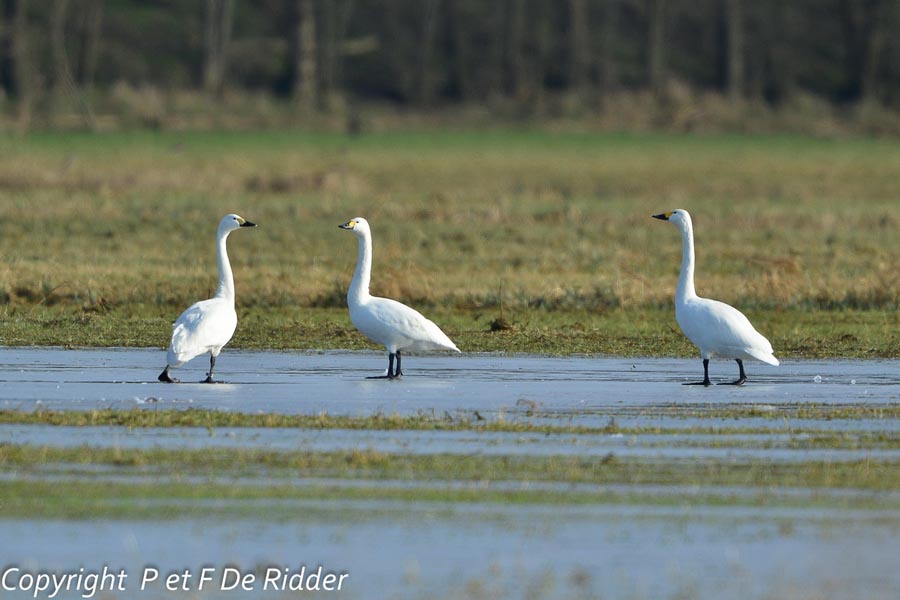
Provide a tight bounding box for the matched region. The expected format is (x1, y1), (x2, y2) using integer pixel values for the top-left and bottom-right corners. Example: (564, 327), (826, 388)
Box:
(3, 444), (900, 490)
(5, 478), (898, 521)
(4, 405), (900, 431)
(2, 443), (900, 519)
(4, 408), (900, 452)
(0, 407), (625, 433)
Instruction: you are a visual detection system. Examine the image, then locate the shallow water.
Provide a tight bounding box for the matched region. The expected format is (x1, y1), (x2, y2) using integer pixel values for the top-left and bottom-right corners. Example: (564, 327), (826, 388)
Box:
(2, 503), (899, 600)
(0, 348), (897, 421)
(3, 424), (899, 462)
(3, 348), (900, 600)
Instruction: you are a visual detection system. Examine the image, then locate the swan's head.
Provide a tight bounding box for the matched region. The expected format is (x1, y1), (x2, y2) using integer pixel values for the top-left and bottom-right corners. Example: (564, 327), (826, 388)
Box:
(338, 217), (370, 237)
(219, 213), (257, 234)
(652, 209), (692, 228)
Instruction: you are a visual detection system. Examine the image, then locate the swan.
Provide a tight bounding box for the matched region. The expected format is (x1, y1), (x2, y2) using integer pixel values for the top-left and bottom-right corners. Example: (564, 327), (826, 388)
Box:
(653, 209), (778, 386)
(339, 217), (460, 378)
(158, 214), (257, 383)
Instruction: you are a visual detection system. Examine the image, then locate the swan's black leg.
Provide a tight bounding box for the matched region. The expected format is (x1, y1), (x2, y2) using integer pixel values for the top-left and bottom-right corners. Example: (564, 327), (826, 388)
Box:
(387, 352), (397, 379)
(684, 359), (711, 386)
(202, 355), (217, 383)
(366, 353), (396, 379)
(394, 351), (403, 378)
(720, 359), (747, 386)
(158, 365), (179, 383)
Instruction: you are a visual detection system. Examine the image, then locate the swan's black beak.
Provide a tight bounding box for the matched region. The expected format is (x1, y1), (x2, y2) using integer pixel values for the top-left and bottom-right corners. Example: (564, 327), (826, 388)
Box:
(652, 213), (670, 221)
(338, 220), (355, 230)
(240, 221), (257, 227)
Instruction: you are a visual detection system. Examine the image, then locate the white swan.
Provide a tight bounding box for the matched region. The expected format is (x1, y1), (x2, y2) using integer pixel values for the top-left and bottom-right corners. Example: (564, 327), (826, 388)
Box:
(158, 214), (257, 383)
(653, 209), (778, 386)
(339, 217), (460, 378)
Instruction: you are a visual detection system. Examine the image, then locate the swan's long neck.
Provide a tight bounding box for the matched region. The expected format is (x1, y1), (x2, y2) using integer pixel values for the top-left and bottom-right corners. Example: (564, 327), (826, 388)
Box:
(676, 219), (697, 302)
(348, 230), (372, 305)
(214, 230), (235, 303)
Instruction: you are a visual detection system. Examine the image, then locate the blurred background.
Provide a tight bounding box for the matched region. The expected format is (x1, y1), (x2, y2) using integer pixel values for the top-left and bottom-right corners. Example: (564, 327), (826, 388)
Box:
(1, 0), (900, 134)
(1, 1), (899, 353)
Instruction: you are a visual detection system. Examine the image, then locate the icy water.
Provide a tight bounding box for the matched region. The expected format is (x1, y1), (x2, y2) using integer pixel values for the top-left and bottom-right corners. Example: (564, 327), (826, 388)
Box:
(2, 348), (900, 599)
(0, 347), (896, 418)
(3, 506), (899, 600)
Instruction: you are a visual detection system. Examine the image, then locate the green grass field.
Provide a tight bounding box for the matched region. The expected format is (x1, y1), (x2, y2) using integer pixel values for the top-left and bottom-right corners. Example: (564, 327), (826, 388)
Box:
(1, 130), (899, 355)
(5, 442), (900, 519)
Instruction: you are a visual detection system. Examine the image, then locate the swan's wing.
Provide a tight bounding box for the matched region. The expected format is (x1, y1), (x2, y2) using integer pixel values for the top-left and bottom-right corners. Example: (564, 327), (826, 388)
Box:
(677, 298), (777, 364)
(357, 297), (459, 352)
(167, 299), (238, 365)
(168, 304), (207, 365)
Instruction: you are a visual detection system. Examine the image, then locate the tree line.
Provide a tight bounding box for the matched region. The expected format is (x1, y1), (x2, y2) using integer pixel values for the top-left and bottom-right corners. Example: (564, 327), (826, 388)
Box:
(1, 0), (898, 129)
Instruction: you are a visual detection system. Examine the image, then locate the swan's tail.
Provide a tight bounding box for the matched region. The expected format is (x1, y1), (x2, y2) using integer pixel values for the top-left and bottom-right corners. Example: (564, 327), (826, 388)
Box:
(748, 348), (779, 366)
(422, 319), (460, 353)
(431, 334), (460, 353)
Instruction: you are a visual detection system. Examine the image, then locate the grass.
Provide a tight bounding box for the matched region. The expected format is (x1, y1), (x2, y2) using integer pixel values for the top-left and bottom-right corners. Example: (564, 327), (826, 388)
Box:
(0, 444), (900, 516)
(4, 400), (900, 518)
(3, 403), (900, 520)
(5, 404), (900, 429)
(2, 130), (900, 355)
(6, 478), (899, 521)
(3, 442), (900, 519)
(1, 304), (898, 357)
(5, 407), (900, 454)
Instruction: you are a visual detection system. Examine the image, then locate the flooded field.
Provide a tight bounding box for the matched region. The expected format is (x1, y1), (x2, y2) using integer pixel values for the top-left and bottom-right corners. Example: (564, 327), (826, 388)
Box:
(0, 347), (896, 416)
(2, 348), (900, 599)
(4, 506), (900, 600)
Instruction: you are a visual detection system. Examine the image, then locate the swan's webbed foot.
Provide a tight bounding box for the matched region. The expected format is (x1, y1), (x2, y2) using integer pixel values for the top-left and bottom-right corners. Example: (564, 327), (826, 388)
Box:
(368, 353), (402, 380)
(394, 352), (403, 378)
(201, 355), (220, 383)
(683, 359), (711, 387)
(717, 359), (747, 386)
(158, 366), (179, 383)
(366, 372), (400, 380)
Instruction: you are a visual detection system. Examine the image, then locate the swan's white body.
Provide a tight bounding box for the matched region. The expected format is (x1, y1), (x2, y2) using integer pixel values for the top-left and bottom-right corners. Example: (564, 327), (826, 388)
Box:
(159, 214), (256, 383)
(349, 296), (458, 355)
(167, 297), (237, 368)
(654, 209), (778, 384)
(339, 217), (459, 377)
(675, 298), (778, 366)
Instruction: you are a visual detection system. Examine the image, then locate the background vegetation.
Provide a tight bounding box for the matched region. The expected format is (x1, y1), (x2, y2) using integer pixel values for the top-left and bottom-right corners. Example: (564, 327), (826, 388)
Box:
(1, 1), (900, 133)
(0, 130), (899, 355)
(1, 3), (899, 355)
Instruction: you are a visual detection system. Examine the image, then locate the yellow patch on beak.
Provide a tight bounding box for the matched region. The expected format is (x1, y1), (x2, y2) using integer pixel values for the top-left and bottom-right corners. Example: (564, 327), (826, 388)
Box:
(665, 211), (673, 219)
(346, 220), (356, 229)
(236, 217), (246, 225)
